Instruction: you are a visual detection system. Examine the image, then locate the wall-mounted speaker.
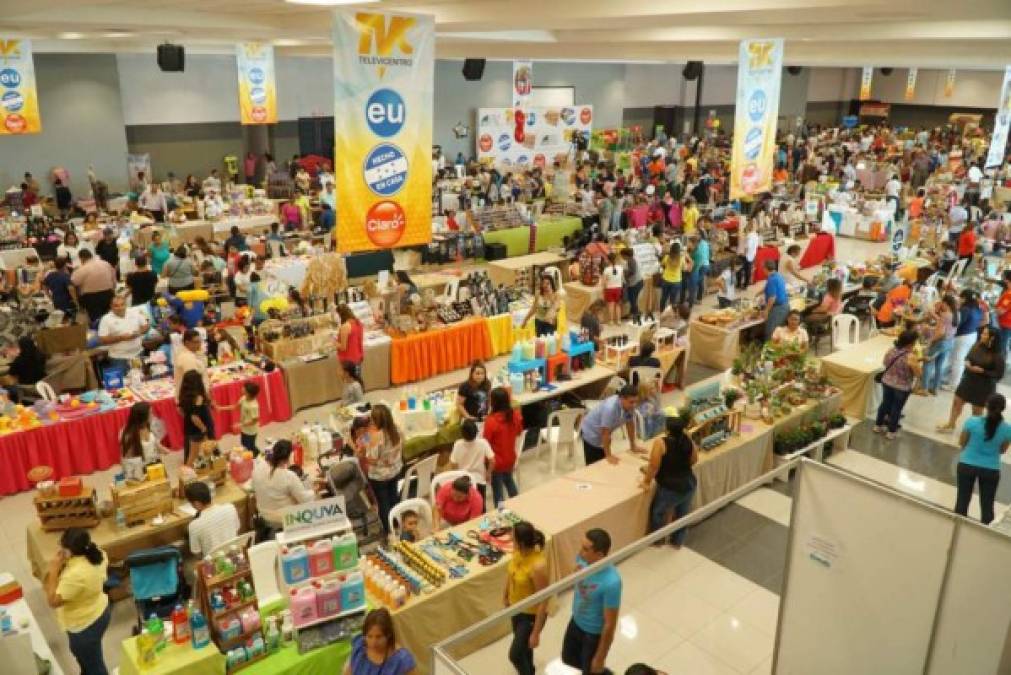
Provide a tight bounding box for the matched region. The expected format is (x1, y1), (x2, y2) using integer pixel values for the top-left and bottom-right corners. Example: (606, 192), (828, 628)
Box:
(462, 58), (486, 81)
(787, 65), (803, 75)
(880, 67), (894, 76)
(157, 43), (185, 72)
(682, 61), (704, 81)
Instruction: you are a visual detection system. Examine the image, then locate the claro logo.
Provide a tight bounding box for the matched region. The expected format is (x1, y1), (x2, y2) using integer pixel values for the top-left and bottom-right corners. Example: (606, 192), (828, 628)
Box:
(356, 13), (415, 78)
(365, 201), (406, 247)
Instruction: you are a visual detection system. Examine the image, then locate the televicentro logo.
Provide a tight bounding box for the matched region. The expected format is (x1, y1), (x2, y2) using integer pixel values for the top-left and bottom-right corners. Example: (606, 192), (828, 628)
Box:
(356, 13), (414, 78)
(365, 201), (406, 247)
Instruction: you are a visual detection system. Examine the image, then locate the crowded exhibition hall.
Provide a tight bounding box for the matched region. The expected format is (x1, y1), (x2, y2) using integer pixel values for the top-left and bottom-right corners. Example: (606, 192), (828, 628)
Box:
(0, 1), (1010, 674)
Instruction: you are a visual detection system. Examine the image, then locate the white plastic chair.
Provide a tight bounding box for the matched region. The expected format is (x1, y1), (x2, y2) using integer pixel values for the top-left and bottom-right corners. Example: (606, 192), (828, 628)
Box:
(946, 258), (968, 285)
(207, 531), (254, 560)
(247, 540), (282, 605)
(429, 470), (470, 506)
(831, 314), (860, 352)
(512, 431), (528, 487)
(537, 407), (586, 474)
(629, 366), (662, 389)
(267, 239), (285, 258)
(398, 454), (438, 501)
(36, 382), (57, 402)
(389, 498), (433, 541)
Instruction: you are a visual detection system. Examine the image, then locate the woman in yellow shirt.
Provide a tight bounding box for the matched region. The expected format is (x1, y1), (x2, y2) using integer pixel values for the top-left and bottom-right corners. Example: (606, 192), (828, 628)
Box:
(659, 241), (692, 312)
(45, 528), (110, 675)
(504, 522), (549, 675)
(682, 197), (700, 235)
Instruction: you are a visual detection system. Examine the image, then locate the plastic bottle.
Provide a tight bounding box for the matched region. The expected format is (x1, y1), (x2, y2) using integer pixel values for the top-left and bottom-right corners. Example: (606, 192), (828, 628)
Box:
(146, 613), (166, 651)
(239, 607), (261, 633)
(264, 615), (281, 653)
(171, 604), (190, 644)
(209, 591), (226, 613)
(249, 635), (266, 658)
(200, 555), (215, 580)
(115, 508), (127, 531)
(230, 544), (247, 571)
(309, 539), (336, 577)
(333, 533), (359, 570)
(280, 545), (311, 585)
(218, 616), (242, 641)
(289, 586), (318, 626)
(190, 609), (211, 649)
(340, 571), (365, 610)
(316, 579), (342, 617)
(138, 628), (157, 668)
(280, 610), (294, 643)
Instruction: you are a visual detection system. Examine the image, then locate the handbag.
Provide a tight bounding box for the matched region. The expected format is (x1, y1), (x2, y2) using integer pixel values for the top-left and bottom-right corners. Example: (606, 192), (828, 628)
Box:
(874, 349), (905, 383)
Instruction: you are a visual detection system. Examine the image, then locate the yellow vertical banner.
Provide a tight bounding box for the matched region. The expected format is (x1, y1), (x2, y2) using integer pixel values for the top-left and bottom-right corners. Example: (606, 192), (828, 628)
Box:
(944, 68), (956, 98)
(904, 68), (917, 101)
(332, 10), (434, 253)
(0, 38), (41, 135)
(236, 42), (277, 125)
(859, 66), (873, 101)
(729, 38), (783, 200)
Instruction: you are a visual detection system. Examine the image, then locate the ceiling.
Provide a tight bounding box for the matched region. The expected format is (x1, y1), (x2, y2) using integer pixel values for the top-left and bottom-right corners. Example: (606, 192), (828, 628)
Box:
(2, 0), (1010, 68)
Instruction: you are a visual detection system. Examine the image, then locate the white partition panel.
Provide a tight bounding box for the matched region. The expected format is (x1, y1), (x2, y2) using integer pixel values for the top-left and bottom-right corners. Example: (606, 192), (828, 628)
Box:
(774, 462), (955, 675)
(927, 523), (1011, 674)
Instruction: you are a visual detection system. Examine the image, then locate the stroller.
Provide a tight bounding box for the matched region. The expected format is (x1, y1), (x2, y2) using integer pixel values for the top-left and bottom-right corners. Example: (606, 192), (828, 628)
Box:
(125, 546), (189, 634)
(324, 458), (386, 554)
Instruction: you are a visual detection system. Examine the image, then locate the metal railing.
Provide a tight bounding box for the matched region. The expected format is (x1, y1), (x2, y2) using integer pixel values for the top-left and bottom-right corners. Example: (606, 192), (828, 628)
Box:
(432, 456), (804, 673)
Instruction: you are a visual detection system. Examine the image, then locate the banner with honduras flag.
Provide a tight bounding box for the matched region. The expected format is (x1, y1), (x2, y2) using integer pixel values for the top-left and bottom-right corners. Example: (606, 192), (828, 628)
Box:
(0, 38), (41, 135)
(729, 38), (783, 200)
(236, 42), (277, 125)
(985, 66), (1011, 170)
(332, 10), (434, 253)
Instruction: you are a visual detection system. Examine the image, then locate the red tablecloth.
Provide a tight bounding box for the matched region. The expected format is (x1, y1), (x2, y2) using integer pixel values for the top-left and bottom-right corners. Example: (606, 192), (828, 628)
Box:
(800, 232), (836, 269)
(150, 369), (292, 450)
(751, 246), (781, 283)
(0, 406), (132, 496)
(716, 217), (741, 232)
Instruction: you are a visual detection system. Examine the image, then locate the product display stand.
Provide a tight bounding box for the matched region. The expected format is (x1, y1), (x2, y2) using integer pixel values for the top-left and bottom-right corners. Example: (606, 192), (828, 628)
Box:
(196, 553), (267, 673)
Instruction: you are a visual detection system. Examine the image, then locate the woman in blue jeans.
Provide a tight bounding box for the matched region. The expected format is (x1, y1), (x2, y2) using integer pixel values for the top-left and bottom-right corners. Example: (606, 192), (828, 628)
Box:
(44, 528), (111, 675)
(641, 416), (698, 548)
(874, 329), (922, 440)
(955, 393), (1011, 524)
(919, 295), (957, 395)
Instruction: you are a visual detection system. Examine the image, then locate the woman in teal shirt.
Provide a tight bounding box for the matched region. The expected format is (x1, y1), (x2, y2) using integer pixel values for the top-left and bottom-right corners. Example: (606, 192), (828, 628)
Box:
(147, 231), (171, 276)
(955, 393), (1011, 524)
(689, 229), (711, 304)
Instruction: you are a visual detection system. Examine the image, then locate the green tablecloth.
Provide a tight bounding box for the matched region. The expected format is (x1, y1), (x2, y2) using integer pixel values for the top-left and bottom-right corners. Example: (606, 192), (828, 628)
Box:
(482, 226), (531, 257)
(534, 216), (582, 251)
(403, 421), (462, 463)
(241, 639), (350, 675)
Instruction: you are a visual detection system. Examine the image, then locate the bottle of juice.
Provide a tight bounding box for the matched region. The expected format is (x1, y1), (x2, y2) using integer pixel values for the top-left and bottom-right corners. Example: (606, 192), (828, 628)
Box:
(171, 604), (190, 644)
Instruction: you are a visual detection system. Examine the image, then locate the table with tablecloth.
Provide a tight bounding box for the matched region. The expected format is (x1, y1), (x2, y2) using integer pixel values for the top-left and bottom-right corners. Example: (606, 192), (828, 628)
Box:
(820, 334), (893, 419)
(486, 251), (566, 288)
(533, 215), (582, 251)
(390, 318), (494, 385)
(750, 245), (781, 283)
(280, 354), (345, 413)
(485, 313), (536, 356)
(563, 281), (601, 322)
(120, 638), (225, 675)
(147, 369), (293, 450)
(482, 225), (531, 257)
(800, 232), (836, 268)
(27, 480), (251, 581)
(688, 317), (763, 371)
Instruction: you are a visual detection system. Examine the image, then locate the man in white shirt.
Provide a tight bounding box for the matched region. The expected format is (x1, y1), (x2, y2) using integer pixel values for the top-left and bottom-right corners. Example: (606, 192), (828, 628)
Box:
(98, 294), (148, 372)
(320, 182), (336, 211)
(184, 481), (240, 560)
(174, 328), (209, 394)
(202, 170), (222, 195)
(948, 201), (969, 244)
(139, 183), (168, 222)
(743, 225), (761, 288)
(884, 174), (902, 217)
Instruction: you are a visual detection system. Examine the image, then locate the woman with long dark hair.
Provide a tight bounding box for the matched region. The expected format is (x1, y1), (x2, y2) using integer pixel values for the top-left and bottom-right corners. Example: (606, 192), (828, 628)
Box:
(919, 294), (958, 396)
(641, 415), (698, 547)
(44, 528), (110, 675)
(938, 325), (1006, 432)
(503, 521), (549, 675)
(344, 608), (416, 675)
(521, 274), (561, 336)
(357, 403), (403, 533)
(120, 402), (167, 464)
(955, 394), (1011, 524)
(178, 369), (215, 466)
(874, 329), (922, 440)
(484, 387), (524, 506)
(456, 360), (491, 421)
(336, 303), (364, 379)
(251, 439), (315, 528)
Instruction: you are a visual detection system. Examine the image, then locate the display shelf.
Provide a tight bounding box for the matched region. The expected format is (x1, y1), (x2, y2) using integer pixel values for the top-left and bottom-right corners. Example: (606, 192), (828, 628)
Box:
(217, 626), (262, 650)
(204, 567), (253, 590)
(292, 602), (368, 632)
(211, 599), (259, 621)
(34, 488), (100, 531)
(229, 652), (268, 673)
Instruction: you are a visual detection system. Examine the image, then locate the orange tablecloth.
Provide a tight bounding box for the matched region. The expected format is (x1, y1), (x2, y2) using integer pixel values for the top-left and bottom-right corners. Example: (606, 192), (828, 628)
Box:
(390, 318), (494, 385)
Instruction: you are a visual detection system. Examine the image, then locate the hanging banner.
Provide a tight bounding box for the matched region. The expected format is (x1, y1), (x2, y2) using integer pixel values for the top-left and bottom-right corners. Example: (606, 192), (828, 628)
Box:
(985, 66), (1011, 170)
(512, 60), (532, 109)
(904, 68), (917, 101)
(477, 105), (592, 169)
(236, 42), (277, 125)
(0, 38), (41, 135)
(729, 38), (783, 200)
(333, 10), (434, 253)
(859, 66), (873, 101)
(944, 69), (956, 98)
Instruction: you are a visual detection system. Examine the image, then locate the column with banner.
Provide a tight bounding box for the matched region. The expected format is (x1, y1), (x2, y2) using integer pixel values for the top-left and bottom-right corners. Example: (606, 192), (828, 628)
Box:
(729, 38), (783, 200)
(904, 68), (917, 101)
(859, 66), (873, 101)
(0, 38), (41, 135)
(236, 42), (277, 125)
(985, 66), (1011, 170)
(944, 68), (957, 98)
(332, 10), (434, 253)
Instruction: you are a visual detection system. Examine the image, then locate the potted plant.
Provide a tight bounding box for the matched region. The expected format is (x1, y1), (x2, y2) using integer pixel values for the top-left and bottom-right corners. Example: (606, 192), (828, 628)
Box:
(723, 388), (743, 409)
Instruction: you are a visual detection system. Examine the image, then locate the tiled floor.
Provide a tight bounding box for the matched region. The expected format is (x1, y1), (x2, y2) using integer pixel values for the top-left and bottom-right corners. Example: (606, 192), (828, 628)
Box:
(17, 233), (1011, 674)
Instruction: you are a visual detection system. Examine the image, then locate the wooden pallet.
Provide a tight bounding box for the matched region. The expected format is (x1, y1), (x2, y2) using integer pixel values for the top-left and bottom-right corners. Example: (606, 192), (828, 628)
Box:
(177, 456), (228, 497)
(112, 479), (173, 527)
(34, 488), (100, 531)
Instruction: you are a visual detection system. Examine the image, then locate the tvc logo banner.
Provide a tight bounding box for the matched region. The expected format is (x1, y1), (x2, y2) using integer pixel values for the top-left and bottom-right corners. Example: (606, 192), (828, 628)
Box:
(355, 13), (415, 77)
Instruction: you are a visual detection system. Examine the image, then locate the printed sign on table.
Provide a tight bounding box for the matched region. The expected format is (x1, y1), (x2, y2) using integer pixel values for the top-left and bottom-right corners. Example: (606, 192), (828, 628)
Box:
(729, 38), (783, 200)
(859, 66), (873, 101)
(236, 42), (278, 125)
(985, 66), (1011, 170)
(332, 10), (434, 253)
(904, 68), (917, 101)
(476, 105), (592, 169)
(0, 38), (41, 135)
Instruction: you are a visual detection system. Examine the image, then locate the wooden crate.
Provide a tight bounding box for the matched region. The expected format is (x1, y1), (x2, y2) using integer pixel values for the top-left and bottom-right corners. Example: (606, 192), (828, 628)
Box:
(34, 488), (100, 531)
(177, 456), (228, 497)
(112, 479), (173, 527)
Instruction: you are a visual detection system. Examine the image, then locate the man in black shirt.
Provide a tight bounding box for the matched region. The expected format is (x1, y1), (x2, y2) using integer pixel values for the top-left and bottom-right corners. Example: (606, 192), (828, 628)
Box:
(126, 253), (158, 306)
(94, 227), (120, 277)
(54, 178), (72, 218)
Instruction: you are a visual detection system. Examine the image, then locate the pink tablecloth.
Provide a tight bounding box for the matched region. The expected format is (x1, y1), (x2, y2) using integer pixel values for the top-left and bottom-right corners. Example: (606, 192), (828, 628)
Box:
(0, 406), (132, 496)
(150, 369), (292, 450)
(751, 246), (781, 283)
(800, 232), (836, 269)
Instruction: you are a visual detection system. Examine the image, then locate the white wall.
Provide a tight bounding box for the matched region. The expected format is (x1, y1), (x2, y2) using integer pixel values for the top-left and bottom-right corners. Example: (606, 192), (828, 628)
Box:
(808, 67), (856, 102)
(117, 53), (240, 125)
(865, 68), (1005, 108)
(624, 64), (683, 107)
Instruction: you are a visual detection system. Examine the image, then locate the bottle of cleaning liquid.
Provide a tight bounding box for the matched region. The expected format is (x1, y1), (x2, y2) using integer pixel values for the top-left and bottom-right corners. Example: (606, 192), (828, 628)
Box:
(264, 615), (281, 653)
(340, 571), (365, 610)
(309, 539), (336, 577)
(511, 340), (523, 363)
(280, 545), (310, 585)
(138, 628), (157, 668)
(315, 579), (342, 617)
(289, 586), (318, 626)
(239, 607), (261, 633)
(171, 604), (190, 645)
(218, 616), (242, 641)
(200, 555), (215, 579)
(280, 610), (294, 643)
(190, 607), (211, 649)
(333, 533), (359, 570)
(146, 613), (166, 651)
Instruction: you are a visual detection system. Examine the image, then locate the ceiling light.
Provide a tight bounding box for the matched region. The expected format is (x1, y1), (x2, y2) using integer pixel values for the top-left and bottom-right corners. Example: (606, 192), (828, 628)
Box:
(59, 32), (85, 40)
(104, 31), (132, 38)
(274, 39), (307, 47)
(285, 0), (379, 5)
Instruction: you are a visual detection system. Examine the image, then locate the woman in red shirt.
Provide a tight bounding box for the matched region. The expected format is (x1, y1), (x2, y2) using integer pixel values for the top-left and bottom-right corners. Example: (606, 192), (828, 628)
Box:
(958, 227), (976, 265)
(483, 387), (524, 507)
(336, 304), (364, 379)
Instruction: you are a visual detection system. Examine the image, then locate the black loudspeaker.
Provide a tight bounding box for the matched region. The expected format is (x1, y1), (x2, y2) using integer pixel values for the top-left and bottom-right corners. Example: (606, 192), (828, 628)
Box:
(787, 65), (803, 75)
(484, 242), (507, 261)
(682, 61), (704, 81)
(157, 44), (185, 72)
(880, 67), (894, 76)
(462, 58), (486, 81)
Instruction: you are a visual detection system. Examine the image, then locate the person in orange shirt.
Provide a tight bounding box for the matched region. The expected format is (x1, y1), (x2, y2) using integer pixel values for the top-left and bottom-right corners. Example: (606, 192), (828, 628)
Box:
(772, 165), (789, 183)
(877, 279), (912, 327)
(996, 273), (1011, 356)
(907, 188), (925, 219)
(957, 226), (976, 265)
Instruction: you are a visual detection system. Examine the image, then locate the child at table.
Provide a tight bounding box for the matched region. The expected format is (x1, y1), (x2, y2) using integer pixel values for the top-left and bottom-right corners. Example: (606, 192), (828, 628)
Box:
(225, 381), (260, 456)
(399, 510), (421, 543)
